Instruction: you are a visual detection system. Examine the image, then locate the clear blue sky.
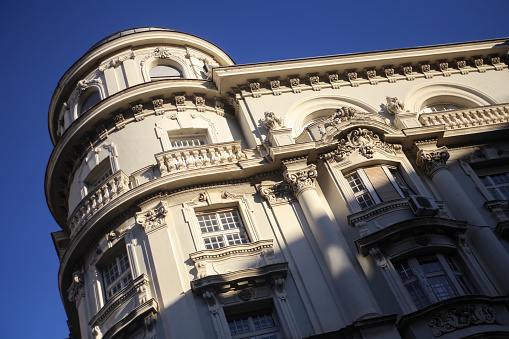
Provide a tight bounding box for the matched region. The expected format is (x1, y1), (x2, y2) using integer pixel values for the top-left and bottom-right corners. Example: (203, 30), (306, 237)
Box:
(0, 0), (507, 338)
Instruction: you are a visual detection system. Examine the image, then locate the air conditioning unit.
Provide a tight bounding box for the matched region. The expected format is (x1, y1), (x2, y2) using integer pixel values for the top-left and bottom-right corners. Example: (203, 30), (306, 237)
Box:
(408, 195), (438, 217)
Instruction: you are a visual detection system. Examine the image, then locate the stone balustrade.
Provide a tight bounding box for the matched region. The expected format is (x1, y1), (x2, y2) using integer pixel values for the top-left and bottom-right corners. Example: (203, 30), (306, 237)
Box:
(419, 104), (509, 129)
(68, 171), (130, 239)
(155, 140), (246, 176)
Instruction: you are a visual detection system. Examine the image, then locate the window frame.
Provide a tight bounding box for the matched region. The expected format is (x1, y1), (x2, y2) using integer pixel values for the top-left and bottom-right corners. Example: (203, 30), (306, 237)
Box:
(183, 191), (260, 252)
(227, 307), (282, 339)
(102, 248), (133, 299)
(149, 64), (183, 79)
(196, 207), (250, 250)
(394, 253), (476, 310)
(419, 103), (465, 114)
(345, 164), (413, 210)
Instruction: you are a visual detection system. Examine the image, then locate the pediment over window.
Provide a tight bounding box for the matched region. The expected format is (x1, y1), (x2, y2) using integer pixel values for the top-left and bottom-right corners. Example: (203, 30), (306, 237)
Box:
(355, 217), (467, 256)
(191, 262), (288, 294)
(319, 107), (396, 144)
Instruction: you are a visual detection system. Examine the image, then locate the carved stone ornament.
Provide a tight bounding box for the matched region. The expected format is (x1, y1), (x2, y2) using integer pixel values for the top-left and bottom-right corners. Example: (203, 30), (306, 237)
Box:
(384, 67), (395, 77)
(385, 96), (405, 115)
(309, 75), (319, 85)
(322, 128), (402, 162)
(257, 182), (293, 204)
(283, 164), (317, 197)
(76, 79), (102, 93)
(238, 289), (253, 301)
(249, 82), (261, 97)
(420, 63), (431, 73)
(328, 73), (341, 89)
(112, 111), (126, 129)
(261, 111), (283, 130)
(324, 106), (358, 127)
(152, 98), (164, 109)
(131, 101), (144, 121)
(67, 271), (84, 303)
(269, 79), (280, 90)
(136, 201), (170, 233)
(428, 303), (501, 337)
(95, 122), (108, 141)
(416, 147), (450, 178)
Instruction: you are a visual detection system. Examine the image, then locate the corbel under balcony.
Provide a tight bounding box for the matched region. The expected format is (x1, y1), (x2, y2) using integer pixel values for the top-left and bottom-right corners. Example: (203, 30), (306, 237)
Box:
(189, 239), (278, 279)
(89, 274), (156, 339)
(191, 262), (288, 294)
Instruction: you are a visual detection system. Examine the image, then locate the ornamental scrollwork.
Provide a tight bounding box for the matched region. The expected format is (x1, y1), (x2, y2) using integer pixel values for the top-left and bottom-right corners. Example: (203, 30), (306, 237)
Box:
(428, 303), (500, 337)
(283, 164), (317, 197)
(416, 147), (450, 178)
(257, 182), (293, 205)
(261, 111), (283, 130)
(324, 107), (358, 127)
(322, 128), (402, 162)
(136, 201), (170, 233)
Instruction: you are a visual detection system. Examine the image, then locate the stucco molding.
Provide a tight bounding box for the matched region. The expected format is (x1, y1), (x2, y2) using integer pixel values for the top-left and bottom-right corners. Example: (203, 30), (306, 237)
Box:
(416, 146), (450, 178)
(135, 201), (169, 234)
(283, 163), (317, 198)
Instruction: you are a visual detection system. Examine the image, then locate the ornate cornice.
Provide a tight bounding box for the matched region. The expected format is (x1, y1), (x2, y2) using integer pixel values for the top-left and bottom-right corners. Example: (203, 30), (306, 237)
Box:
(416, 147), (450, 178)
(135, 201), (169, 234)
(322, 128), (402, 162)
(283, 163), (317, 197)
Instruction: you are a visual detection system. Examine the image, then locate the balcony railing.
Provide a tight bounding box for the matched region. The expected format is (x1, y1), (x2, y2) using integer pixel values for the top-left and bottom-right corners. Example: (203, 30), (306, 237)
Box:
(419, 104), (509, 130)
(68, 170), (129, 239)
(155, 140), (246, 176)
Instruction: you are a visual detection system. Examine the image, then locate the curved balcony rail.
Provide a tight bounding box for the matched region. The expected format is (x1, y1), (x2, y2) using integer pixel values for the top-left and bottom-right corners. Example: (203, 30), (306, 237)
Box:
(155, 140), (246, 176)
(89, 274), (158, 339)
(419, 104), (509, 130)
(68, 170), (130, 239)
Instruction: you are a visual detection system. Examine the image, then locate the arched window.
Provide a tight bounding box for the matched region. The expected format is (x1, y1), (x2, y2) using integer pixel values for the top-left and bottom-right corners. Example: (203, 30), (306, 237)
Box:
(149, 65), (183, 79)
(80, 90), (101, 115)
(420, 103), (465, 114)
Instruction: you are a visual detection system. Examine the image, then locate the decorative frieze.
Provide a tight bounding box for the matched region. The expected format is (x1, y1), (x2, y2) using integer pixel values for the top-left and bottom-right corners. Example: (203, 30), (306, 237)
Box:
(152, 98), (165, 115)
(288, 76), (301, 93)
(174, 95), (186, 112)
(308, 75), (321, 91)
(136, 201), (169, 234)
(401, 65), (415, 81)
(260, 111), (283, 130)
(194, 95), (206, 112)
(112, 111), (125, 130)
(322, 128), (402, 162)
(365, 69), (378, 85)
(416, 147), (450, 178)
(249, 81), (261, 98)
(269, 79), (282, 96)
(130, 101), (144, 121)
(328, 73), (341, 89)
(428, 303), (500, 336)
(98, 51), (134, 71)
(283, 163), (317, 197)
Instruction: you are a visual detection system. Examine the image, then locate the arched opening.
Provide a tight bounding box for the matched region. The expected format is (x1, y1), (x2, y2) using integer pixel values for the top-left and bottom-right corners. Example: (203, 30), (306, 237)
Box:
(79, 90), (101, 115)
(149, 65), (183, 79)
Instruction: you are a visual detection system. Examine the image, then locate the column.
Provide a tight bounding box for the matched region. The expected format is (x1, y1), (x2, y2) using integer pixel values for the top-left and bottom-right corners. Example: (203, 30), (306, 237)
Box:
(417, 147), (509, 293)
(283, 163), (379, 322)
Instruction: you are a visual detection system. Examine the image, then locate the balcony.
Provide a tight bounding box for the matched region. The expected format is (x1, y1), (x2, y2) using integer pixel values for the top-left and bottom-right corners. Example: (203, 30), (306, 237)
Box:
(68, 170), (130, 239)
(155, 140), (246, 176)
(88, 274), (158, 339)
(419, 104), (509, 130)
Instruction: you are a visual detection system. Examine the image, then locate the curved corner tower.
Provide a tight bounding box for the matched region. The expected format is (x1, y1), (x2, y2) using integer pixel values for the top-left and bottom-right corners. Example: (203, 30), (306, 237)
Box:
(47, 28), (509, 339)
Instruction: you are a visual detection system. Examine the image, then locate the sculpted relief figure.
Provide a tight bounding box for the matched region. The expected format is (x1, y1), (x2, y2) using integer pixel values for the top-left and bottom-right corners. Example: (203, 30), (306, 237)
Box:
(385, 96), (405, 114)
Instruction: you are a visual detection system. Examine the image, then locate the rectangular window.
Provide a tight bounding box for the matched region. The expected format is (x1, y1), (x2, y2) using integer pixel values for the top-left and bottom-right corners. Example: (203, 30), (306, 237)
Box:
(196, 208), (250, 250)
(85, 159), (113, 190)
(346, 165), (413, 210)
(479, 172), (509, 200)
(395, 253), (475, 309)
(227, 308), (281, 339)
(103, 249), (132, 299)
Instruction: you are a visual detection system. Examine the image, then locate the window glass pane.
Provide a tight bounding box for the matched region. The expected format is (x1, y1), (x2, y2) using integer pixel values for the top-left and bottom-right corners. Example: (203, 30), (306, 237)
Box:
(417, 255), (442, 273)
(252, 313), (275, 330)
(150, 65), (182, 78)
(219, 210), (242, 229)
(198, 209), (249, 249)
(81, 91), (101, 114)
(428, 276), (457, 300)
(226, 232), (249, 245)
(203, 236), (225, 249)
(198, 214), (220, 233)
(405, 282), (430, 309)
(396, 262), (414, 280)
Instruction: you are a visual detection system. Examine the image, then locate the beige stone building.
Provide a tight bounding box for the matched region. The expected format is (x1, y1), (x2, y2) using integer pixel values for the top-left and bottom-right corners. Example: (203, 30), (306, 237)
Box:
(47, 27), (509, 338)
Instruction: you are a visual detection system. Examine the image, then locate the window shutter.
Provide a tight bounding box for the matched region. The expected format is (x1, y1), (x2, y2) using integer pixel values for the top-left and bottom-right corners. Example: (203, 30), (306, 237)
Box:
(363, 166), (401, 202)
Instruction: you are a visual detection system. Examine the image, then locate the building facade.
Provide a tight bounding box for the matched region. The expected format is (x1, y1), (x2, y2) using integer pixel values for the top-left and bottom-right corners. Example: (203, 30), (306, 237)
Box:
(46, 27), (509, 338)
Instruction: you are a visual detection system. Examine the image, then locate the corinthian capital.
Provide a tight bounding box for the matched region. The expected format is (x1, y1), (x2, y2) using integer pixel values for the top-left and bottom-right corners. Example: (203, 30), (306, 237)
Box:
(136, 201), (169, 234)
(283, 164), (317, 197)
(416, 147), (450, 178)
